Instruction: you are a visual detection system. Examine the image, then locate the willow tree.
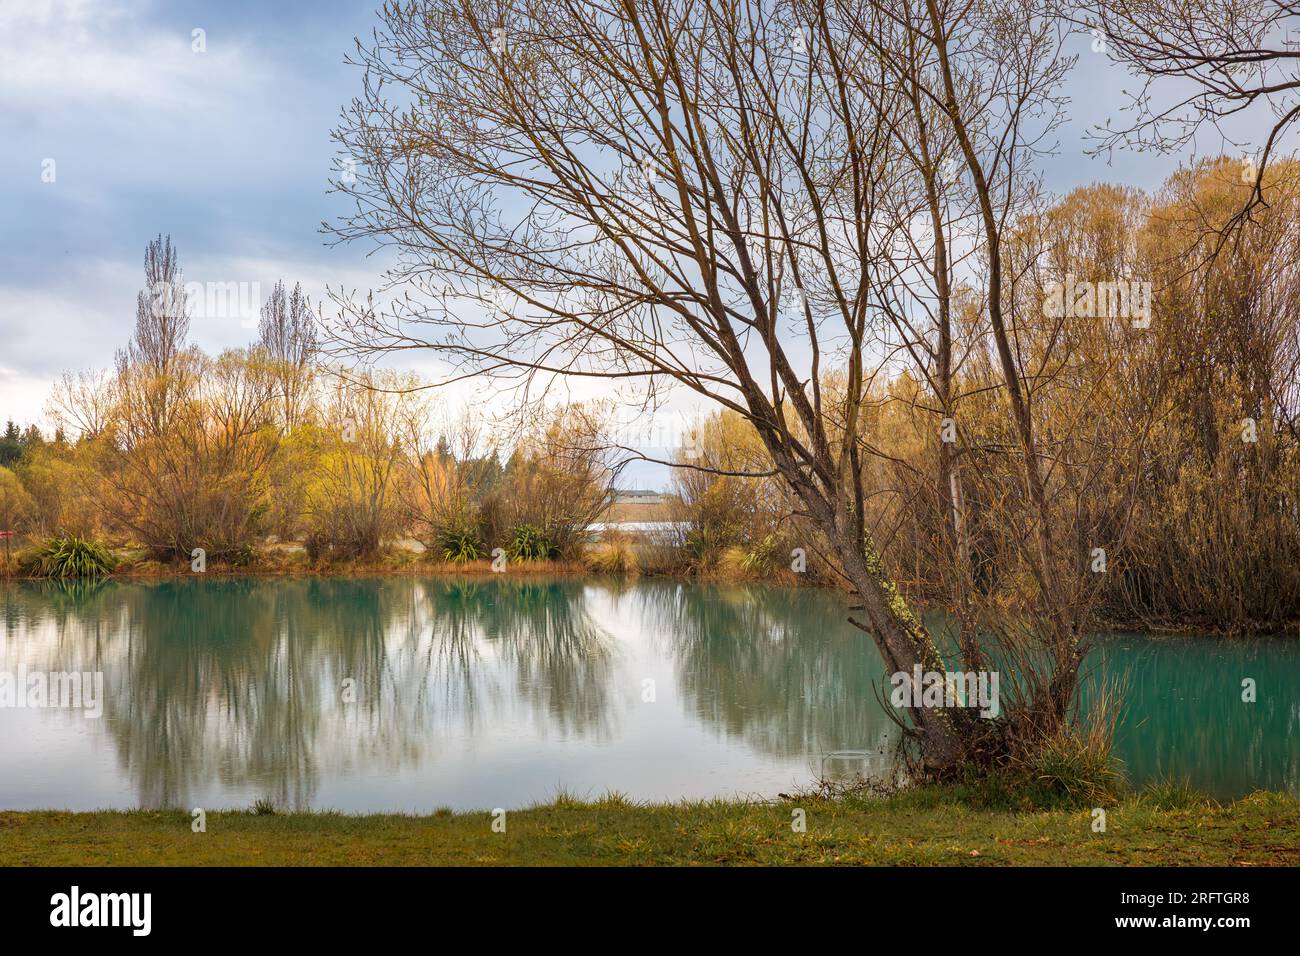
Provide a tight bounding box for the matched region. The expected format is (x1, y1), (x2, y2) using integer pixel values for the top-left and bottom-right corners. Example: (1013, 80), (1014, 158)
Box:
(327, 0), (1071, 770)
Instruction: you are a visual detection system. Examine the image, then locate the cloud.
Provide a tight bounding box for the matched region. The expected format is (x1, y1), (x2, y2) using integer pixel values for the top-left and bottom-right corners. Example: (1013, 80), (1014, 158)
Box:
(0, 261), (133, 432)
(0, 368), (62, 427)
(0, 0), (266, 113)
(0, 247), (404, 416)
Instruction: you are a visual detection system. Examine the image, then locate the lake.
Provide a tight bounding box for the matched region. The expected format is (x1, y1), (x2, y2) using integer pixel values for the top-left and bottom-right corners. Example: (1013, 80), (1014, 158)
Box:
(0, 576), (1294, 811)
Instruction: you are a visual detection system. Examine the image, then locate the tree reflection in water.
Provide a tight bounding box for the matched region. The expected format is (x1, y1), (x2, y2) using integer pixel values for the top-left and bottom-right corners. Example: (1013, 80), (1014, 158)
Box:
(2, 577), (1294, 808)
(631, 580), (898, 764)
(0, 577), (614, 809)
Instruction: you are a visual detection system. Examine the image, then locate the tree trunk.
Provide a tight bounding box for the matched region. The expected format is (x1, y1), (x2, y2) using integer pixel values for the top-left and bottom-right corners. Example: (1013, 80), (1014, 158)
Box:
(800, 488), (966, 772)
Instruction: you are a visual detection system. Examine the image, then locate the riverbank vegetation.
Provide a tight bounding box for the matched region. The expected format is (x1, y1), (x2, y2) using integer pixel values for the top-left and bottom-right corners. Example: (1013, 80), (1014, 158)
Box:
(2, 787), (1295, 867)
(670, 162), (1300, 638)
(0, 240), (627, 580)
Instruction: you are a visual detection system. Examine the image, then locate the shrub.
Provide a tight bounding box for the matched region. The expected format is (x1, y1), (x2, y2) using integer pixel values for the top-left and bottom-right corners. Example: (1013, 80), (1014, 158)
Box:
(0, 465), (36, 535)
(302, 379), (412, 561)
(585, 535), (639, 574)
(20, 533), (116, 579)
(492, 405), (614, 559)
(507, 523), (554, 561)
(97, 350), (277, 561)
(740, 533), (784, 574)
(683, 526), (724, 569)
(225, 544), (256, 567)
(438, 523), (487, 564)
(717, 546), (749, 579)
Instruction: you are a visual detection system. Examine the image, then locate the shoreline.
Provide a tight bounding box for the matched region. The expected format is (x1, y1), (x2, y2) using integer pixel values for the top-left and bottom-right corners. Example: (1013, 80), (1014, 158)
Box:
(0, 544), (816, 588)
(3, 557), (1295, 638)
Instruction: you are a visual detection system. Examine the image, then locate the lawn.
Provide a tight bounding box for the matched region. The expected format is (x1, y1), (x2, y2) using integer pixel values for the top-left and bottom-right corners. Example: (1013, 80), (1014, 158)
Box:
(2, 790), (1297, 866)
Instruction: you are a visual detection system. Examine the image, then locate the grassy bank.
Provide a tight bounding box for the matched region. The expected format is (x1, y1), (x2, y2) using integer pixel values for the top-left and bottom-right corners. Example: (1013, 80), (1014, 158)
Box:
(3, 790), (1297, 866)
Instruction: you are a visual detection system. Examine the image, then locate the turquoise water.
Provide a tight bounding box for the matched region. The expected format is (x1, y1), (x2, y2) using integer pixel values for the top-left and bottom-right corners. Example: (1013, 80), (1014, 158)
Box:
(0, 576), (1294, 810)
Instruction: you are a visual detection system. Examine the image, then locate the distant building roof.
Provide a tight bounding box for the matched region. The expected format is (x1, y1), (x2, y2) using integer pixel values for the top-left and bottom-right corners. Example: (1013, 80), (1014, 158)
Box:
(613, 489), (671, 503)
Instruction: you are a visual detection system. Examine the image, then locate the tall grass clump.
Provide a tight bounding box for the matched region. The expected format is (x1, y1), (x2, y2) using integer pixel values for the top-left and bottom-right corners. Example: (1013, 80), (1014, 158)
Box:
(507, 523), (554, 561)
(437, 523), (486, 564)
(998, 676), (1128, 809)
(740, 533), (783, 575)
(584, 533), (639, 575)
(1139, 773), (1212, 810)
(1007, 724), (1126, 808)
(20, 533), (116, 579)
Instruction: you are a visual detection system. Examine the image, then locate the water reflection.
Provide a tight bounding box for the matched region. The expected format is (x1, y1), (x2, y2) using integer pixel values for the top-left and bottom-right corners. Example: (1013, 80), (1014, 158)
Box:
(0, 577), (1294, 810)
(635, 580), (897, 759)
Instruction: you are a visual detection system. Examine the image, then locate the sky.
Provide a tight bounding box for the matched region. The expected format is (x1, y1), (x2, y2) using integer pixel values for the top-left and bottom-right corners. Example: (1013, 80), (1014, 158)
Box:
(0, 1), (1280, 488)
(1, 0), (380, 417)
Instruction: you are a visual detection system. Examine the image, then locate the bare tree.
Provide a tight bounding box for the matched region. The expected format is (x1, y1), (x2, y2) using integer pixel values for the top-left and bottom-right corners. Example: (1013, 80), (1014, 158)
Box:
(128, 234), (190, 373)
(258, 280), (319, 429)
(909, 0), (1086, 722)
(116, 234), (192, 434)
(326, 0), (1083, 768)
(46, 368), (117, 440)
(1071, 0), (1300, 228)
(837, 0), (991, 642)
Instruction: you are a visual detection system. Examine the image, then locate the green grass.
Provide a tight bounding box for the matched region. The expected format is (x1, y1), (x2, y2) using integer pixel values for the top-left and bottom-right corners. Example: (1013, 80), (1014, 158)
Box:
(2, 789), (1296, 866)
